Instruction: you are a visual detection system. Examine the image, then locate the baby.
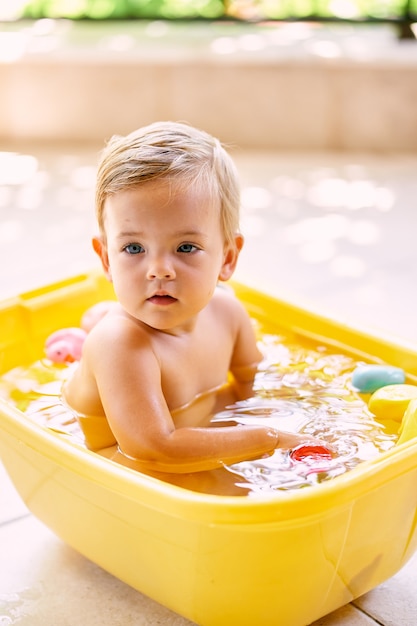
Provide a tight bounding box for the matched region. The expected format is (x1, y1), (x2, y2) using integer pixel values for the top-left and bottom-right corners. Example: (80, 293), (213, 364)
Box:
(63, 121), (320, 472)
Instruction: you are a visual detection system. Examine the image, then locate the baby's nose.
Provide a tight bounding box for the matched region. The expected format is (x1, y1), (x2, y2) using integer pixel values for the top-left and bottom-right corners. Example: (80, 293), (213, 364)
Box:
(146, 255), (175, 280)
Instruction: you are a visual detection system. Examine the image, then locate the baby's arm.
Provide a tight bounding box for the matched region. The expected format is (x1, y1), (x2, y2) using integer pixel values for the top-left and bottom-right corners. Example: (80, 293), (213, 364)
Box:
(215, 293), (326, 452)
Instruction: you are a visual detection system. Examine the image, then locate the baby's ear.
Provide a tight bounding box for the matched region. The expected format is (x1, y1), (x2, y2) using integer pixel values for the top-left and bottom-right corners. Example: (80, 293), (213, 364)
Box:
(218, 233), (244, 282)
(92, 236), (112, 281)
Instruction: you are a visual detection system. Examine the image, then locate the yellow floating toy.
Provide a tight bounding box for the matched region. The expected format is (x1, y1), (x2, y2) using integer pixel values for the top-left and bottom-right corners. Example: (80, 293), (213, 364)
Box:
(398, 398), (417, 446)
(1, 271), (417, 626)
(369, 383), (417, 421)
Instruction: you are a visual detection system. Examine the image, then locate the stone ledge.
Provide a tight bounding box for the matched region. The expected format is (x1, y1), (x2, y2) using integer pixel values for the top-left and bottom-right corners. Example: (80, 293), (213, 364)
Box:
(0, 20), (416, 150)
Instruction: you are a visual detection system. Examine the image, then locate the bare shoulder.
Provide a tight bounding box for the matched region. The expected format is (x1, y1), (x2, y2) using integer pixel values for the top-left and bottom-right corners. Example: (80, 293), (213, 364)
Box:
(210, 284), (248, 322)
(62, 308), (152, 416)
(83, 307), (154, 362)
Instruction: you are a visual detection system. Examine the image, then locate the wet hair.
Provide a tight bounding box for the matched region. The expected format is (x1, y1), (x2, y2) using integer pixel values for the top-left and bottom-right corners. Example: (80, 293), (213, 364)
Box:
(95, 121), (241, 245)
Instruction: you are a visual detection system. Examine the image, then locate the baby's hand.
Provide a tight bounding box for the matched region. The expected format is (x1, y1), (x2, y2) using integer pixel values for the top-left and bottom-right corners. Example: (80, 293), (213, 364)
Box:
(275, 430), (331, 451)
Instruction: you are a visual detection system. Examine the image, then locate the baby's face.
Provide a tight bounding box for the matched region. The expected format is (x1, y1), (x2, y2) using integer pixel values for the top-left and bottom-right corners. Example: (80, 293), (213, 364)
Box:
(98, 181), (236, 333)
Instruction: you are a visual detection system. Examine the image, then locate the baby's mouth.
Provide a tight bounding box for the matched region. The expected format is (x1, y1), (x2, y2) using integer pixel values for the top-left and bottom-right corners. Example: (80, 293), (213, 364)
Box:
(147, 294), (177, 305)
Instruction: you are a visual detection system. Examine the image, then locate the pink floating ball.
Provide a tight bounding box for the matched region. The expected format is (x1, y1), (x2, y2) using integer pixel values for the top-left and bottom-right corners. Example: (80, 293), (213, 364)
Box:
(45, 327), (87, 363)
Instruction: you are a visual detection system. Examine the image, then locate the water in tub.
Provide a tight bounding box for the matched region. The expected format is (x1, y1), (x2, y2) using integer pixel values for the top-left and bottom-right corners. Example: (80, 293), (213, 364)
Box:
(0, 327), (397, 496)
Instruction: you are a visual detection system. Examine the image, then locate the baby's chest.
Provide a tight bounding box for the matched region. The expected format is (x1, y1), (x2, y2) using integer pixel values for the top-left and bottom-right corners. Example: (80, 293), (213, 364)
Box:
(158, 333), (233, 409)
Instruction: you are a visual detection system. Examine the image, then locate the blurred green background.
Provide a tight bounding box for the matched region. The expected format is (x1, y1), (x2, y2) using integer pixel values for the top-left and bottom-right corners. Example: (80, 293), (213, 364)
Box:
(6, 0), (417, 21)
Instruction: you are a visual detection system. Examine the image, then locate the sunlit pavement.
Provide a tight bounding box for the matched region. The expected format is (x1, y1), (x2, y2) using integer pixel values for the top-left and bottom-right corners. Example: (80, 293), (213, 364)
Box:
(1, 140), (417, 625)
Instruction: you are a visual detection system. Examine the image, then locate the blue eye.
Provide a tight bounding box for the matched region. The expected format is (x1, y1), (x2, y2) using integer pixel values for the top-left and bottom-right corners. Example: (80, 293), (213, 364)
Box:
(124, 243), (144, 255)
(178, 243), (197, 253)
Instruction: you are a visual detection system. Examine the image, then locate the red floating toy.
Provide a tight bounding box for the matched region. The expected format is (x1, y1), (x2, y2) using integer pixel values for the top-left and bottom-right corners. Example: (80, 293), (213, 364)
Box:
(290, 444), (333, 463)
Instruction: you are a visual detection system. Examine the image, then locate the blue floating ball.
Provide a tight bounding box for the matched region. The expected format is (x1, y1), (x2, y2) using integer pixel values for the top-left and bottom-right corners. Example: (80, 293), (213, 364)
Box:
(351, 364), (405, 393)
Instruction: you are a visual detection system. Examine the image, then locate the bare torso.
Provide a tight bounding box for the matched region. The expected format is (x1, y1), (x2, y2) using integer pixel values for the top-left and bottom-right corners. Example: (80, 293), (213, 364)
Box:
(63, 289), (256, 428)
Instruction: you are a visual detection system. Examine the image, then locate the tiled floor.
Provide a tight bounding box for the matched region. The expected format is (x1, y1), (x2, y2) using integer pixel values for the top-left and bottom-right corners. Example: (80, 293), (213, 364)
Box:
(1, 141), (417, 625)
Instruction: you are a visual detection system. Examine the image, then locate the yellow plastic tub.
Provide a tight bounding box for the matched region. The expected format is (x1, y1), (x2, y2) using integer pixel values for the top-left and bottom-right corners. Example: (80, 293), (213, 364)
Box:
(1, 271), (417, 626)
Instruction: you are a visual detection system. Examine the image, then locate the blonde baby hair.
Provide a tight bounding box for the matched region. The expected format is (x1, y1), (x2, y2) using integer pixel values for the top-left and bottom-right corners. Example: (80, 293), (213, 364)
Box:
(95, 121), (241, 245)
